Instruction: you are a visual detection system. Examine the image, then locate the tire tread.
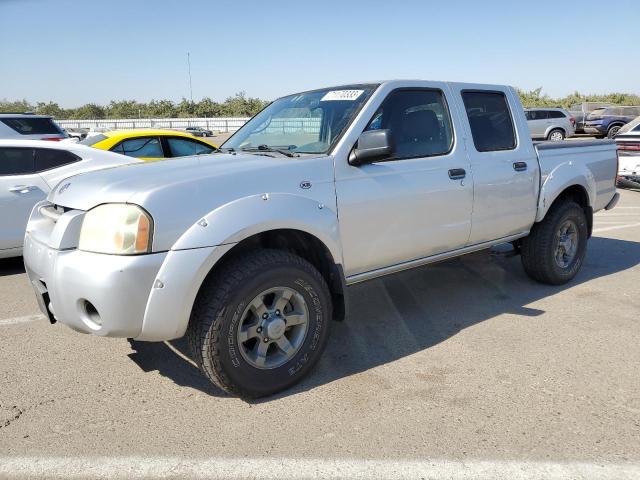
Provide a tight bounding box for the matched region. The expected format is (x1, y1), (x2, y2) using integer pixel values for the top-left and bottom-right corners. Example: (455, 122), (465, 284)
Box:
(186, 249), (329, 397)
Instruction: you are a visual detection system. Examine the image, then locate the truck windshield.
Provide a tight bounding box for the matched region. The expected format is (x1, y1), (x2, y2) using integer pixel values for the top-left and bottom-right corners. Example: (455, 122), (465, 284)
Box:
(223, 85), (377, 154)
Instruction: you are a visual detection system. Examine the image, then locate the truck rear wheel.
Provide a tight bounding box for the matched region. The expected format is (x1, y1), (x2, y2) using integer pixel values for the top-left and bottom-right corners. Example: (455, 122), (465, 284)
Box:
(187, 249), (332, 398)
(520, 201), (588, 285)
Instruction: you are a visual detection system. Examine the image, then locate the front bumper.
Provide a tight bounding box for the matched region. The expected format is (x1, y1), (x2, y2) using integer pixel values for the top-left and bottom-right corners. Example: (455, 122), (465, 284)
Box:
(24, 232), (235, 341)
(584, 125), (606, 135)
(24, 233), (167, 338)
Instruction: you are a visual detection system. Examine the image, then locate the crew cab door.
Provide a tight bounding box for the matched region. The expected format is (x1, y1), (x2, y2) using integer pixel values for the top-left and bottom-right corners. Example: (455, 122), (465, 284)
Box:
(450, 85), (539, 244)
(334, 85), (473, 278)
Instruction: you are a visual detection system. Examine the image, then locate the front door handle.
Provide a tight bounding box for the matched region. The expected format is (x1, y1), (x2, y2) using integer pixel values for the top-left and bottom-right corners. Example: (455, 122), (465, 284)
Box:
(9, 185), (37, 194)
(513, 162), (528, 172)
(448, 168), (466, 180)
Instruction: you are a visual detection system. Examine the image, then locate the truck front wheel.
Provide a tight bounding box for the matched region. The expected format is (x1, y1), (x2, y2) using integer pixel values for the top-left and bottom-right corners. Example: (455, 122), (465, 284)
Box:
(520, 201), (588, 285)
(187, 249), (332, 398)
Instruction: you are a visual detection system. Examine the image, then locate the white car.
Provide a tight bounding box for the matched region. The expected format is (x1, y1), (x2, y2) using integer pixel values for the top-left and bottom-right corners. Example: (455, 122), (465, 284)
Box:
(0, 113), (67, 141)
(0, 140), (140, 259)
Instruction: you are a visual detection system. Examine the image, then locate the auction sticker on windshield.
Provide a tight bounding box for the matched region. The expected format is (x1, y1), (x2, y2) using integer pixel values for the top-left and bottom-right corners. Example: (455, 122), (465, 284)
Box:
(321, 90), (364, 101)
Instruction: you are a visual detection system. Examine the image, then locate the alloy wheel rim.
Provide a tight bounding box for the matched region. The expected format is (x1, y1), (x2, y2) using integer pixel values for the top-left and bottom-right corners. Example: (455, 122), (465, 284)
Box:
(550, 131), (563, 141)
(554, 220), (579, 269)
(236, 287), (309, 370)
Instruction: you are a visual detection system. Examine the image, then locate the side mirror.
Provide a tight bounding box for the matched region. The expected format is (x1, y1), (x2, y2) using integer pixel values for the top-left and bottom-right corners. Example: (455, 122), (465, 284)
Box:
(348, 129), (393, 166)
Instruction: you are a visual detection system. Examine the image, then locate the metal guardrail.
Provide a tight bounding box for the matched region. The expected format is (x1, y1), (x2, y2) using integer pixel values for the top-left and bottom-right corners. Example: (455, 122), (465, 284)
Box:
(56, 117), (323, 135)
(56, 117), (251, 132)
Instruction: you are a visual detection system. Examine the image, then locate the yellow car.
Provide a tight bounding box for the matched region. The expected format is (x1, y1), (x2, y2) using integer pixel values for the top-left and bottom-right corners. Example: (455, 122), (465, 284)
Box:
(80, 129), (217, 161)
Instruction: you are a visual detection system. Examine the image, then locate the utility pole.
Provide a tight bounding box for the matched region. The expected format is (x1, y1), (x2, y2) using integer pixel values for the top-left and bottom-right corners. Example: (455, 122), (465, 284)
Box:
(187, 52), (193, 103)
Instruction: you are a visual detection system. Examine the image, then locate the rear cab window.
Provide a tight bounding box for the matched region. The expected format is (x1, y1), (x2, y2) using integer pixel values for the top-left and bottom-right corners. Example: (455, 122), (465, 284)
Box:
(461, 91), (516, 152)
(0, 117), (63, 135)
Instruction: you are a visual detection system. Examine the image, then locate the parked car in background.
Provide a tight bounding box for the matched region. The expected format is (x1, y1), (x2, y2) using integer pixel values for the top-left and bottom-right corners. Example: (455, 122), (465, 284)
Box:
(584, 106), (640, 138)
(80, 129), (217, 161)
(62, 128), (87, 141)
(185, 126), (214, 137)
(525, 108), (575, 141)
(0, 140), (140, 259)
(569, 102), (612, 133)
(615, 116), (640, 188)
(23, 80), (619, 397)
(0, 113), (67, 141)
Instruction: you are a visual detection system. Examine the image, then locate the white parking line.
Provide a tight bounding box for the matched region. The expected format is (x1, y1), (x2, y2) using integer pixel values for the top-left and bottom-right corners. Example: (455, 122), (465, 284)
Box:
(0, 315), (45, 327)
(595, 213), (640, 217)
(1, 457), (639, 480)
(593, 222), (640, 234)
(0, 457), (638, 480)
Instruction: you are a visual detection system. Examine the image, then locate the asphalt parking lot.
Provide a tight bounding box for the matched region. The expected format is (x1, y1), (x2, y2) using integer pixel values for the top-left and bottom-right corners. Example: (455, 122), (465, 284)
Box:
(0, 189), (639, 478)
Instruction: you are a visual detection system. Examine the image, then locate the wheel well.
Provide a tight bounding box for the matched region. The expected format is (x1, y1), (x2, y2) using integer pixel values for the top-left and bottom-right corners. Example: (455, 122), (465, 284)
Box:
(202, 229), (347, 321)
(550, 185), (593, 237)
(549, 127), (565, 135)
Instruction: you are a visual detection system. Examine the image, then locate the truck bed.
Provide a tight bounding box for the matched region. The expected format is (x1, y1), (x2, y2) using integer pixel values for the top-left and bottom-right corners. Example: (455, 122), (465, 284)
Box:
(534, 139), (618, 214)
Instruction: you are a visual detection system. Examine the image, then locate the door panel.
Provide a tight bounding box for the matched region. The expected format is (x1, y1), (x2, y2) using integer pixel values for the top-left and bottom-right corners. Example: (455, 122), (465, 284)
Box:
(0, 174), (49, 250)
(335, 86), (473, 277)
(451, 85), (539, 244)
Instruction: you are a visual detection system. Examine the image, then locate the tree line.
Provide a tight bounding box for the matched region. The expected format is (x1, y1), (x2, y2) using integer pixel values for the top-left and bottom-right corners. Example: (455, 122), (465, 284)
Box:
(0, 92), (269, 119)
(2, 89), (640, 119)
(516, 88), (640, 109)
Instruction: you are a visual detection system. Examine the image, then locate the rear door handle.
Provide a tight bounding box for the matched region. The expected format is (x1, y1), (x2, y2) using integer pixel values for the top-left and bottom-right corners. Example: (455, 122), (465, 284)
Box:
(448, 168), (466, 180)
(513, 162), (528, 172)
(9, 185), (37, 194)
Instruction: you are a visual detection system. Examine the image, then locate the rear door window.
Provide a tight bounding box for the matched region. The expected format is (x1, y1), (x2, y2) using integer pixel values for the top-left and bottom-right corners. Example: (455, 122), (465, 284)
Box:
(548, 110), (566, 119)
(114, 137), (164, 158)
(0, 117), (62, 135)
(0, 147), (35, 175)
(461, 91), (516, 152)
(166, 137), (214, 157)
(34, 149), (80, 172)
(528, 110), (549, 120)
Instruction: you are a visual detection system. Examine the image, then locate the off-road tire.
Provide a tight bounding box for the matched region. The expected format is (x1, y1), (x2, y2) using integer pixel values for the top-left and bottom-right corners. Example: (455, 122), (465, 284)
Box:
(521, 201), (588, 285)
(187, 249), (332, 398)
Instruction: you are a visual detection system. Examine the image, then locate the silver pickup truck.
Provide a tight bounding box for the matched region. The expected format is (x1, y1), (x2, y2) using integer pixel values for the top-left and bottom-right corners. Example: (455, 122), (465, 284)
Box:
(23, 80), (619, 397)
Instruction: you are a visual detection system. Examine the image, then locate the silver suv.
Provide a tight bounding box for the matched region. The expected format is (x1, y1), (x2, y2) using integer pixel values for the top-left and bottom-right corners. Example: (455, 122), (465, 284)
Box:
(0, 113), (67, 141)
(525, 108), (576, 141)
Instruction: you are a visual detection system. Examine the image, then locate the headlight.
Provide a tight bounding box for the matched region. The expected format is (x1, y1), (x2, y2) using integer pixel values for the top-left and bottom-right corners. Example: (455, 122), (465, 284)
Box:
(79, 204), (153, 255)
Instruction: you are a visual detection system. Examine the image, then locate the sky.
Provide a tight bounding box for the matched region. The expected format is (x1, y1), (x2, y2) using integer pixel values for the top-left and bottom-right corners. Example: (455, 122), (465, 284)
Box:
(1, 0), (639, 107)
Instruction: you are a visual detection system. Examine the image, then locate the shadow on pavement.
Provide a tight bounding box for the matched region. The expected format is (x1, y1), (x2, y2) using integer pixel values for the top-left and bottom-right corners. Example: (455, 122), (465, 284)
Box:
(0, 257), (26, 277)
(125, 236), (640, 400)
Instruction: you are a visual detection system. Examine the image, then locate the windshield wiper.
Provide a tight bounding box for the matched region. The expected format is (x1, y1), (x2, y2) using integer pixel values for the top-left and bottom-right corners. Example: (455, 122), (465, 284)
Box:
(241, 145), (299, 158)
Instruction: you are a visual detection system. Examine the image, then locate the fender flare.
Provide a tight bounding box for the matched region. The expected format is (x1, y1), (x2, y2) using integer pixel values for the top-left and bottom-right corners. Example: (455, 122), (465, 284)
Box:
(171, 192), (342, 262)
(535, 162), (595, 223)
(139, 193), (343, 341)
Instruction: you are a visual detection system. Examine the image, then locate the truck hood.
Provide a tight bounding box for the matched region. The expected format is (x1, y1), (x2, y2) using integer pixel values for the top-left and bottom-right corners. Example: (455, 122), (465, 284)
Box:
(48, 152), (336, 251)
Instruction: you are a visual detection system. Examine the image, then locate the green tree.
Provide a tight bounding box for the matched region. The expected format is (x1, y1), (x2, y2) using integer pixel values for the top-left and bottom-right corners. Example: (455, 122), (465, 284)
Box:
(0, 99), (35, 113)
(35, 102), (65, 118)
(108, 100), (144, 118)
(145, 99), (177, 118)
(68, 103), (106, 119)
